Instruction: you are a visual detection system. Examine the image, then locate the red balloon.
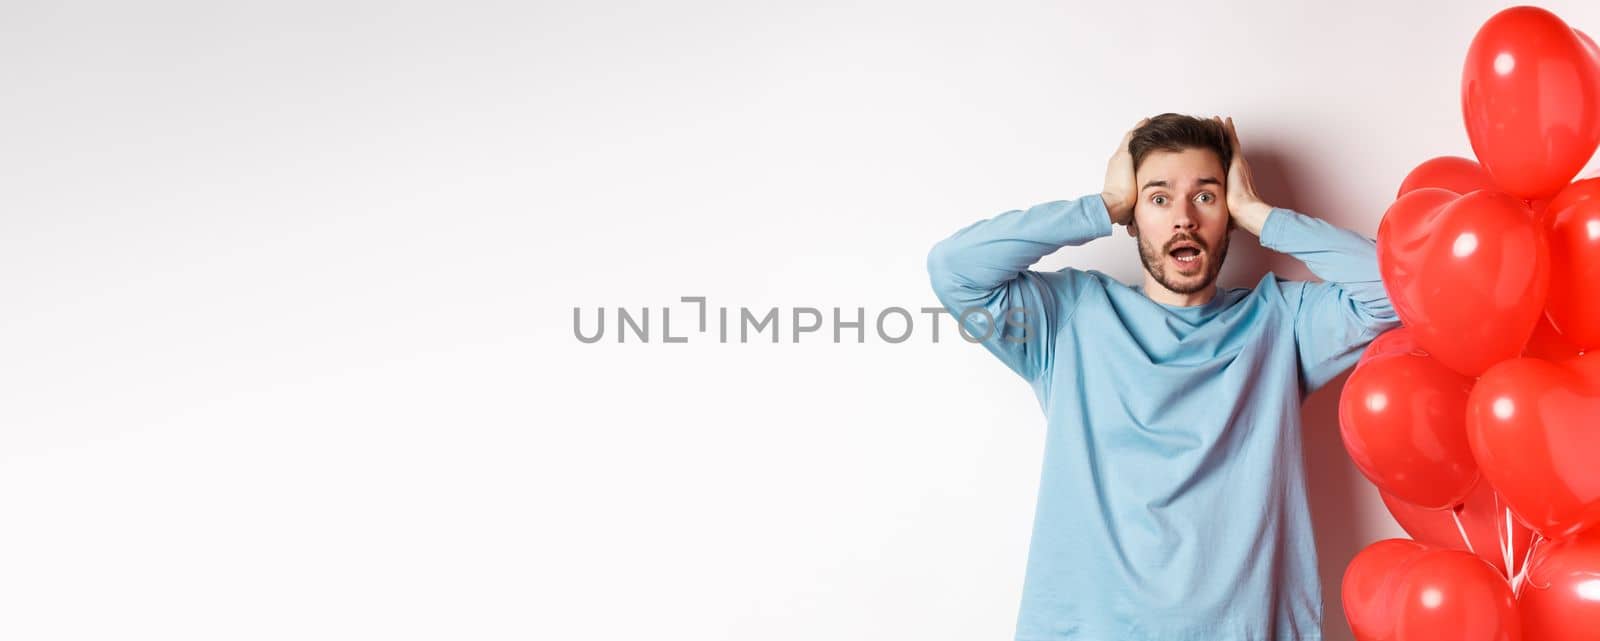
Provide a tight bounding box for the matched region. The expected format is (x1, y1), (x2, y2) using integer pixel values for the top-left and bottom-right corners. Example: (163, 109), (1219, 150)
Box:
(1467, 354), (1600, 539)
(1542, 176), (1600, 228)
(1574, 27), (1600, 83)
(1344, 539), (1429, 641)
(1545, 200), (1600, 350)
(1462, 7), (1600, 199)
(1580, 27), (1600, 69)
(1378, 188), (1550, 376)
(1381, 479), (1534, 577)
(1519, 528), (1600, 641)
(1527, 198), (1551, 220)
(1393, 550), (1522, 641)
(1358, 327), (1425, 369)
(1398, 156), (1497, 198)
(1340, 350), (1478, 508)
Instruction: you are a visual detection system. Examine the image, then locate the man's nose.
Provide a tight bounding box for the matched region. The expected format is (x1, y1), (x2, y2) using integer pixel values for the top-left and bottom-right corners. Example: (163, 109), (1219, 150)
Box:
(1173, 202), (1199, 230)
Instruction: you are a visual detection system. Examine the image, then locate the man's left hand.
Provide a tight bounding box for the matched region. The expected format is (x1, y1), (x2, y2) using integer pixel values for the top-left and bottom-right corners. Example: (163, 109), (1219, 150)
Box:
(1216, 116), (1274, 236)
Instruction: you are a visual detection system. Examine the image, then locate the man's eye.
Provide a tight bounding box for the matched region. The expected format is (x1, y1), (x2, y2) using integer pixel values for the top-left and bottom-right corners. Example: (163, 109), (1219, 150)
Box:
(1196, 193), (1214, 203)
(1152, 195), (1168, 206)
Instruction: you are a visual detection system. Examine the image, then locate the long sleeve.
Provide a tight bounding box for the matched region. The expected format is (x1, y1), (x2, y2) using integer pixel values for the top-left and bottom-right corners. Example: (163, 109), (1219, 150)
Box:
(925, 194), (1113, 383)
(1258, 207), (1402, 394)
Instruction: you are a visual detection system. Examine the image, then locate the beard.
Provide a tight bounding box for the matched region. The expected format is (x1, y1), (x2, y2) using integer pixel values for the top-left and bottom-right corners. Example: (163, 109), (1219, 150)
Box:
(1137, 229), (1230, 296)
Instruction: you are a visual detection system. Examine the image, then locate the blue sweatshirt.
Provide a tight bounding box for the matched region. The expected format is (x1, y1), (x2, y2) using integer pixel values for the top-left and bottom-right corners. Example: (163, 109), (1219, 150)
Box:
(926, 194), (1399, 641)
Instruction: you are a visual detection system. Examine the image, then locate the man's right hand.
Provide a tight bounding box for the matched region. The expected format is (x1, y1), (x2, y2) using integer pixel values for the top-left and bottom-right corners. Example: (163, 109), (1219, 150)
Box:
(1100, 118), (1147, 226)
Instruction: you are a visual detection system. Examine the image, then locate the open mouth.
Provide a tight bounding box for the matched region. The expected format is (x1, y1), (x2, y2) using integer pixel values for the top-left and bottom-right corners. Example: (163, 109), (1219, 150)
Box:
(1168, 241), (1204, 271)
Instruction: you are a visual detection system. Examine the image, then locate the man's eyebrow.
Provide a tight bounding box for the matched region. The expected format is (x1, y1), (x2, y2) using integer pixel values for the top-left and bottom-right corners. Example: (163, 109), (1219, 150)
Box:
(1142, 177), (1222, 190)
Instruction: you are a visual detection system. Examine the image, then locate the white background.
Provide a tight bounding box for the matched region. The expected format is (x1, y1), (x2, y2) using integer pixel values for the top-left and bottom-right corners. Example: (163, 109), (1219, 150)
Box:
(4, 1), (1598, 640)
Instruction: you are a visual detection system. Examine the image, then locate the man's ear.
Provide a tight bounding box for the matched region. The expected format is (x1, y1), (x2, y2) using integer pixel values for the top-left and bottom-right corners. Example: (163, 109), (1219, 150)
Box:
(1126, 220), (1138, 237)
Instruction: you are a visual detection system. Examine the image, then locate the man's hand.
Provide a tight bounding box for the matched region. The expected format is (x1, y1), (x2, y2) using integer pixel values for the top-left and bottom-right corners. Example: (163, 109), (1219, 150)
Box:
(1100, 118), (1148, 226)
(1215, 116), (1273, 235)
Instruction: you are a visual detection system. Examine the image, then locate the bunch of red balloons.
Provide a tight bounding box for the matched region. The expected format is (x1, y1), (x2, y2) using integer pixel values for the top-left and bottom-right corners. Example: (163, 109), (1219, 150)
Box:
(1337, 6), (1600, 641)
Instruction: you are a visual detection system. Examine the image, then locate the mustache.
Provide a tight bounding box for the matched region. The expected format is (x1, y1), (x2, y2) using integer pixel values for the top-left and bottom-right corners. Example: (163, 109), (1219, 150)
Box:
(1164, 234), (1208, 253)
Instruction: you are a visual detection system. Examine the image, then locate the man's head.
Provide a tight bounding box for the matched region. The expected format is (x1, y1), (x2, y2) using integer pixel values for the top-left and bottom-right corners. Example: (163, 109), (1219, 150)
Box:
(1127, 113), (1235, 300)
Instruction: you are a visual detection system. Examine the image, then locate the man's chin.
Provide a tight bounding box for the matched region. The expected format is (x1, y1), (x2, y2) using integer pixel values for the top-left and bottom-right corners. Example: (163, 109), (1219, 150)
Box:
(1151, 270), (1218, 296)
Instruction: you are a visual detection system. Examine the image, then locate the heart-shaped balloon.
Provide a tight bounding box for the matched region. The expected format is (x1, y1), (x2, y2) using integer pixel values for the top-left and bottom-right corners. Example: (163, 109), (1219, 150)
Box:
(1343, 539), (1429, 641)
(1542, 176), (1600, 228)
(1380, 479), (1533, 577)
(1545, 199), (1600, 351)
(1397, 156), (1496, 199)
(1518, 528), (1600, 641)
(1357, 327), (1425, 369)
(1467, 354), (1600, 539)
(1377, 188), (1549, 376)
(1341, 347), (1478, 508)
(1579, 27), (1600, 73)
(1392, 550), (1523, 641)
(1463, 7), (1600, 199)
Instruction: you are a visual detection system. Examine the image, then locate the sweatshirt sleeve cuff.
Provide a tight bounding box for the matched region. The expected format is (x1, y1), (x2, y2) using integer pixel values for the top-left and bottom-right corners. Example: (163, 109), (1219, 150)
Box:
(1085, 193), (1115, 239)
(1257, 207), (1292, 249)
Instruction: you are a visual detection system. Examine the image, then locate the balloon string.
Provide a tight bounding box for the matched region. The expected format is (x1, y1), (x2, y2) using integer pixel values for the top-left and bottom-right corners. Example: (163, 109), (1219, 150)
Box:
(1502, 508), (1515, 577)
(1522, 532), (1539, 574)
(1512, 532), (1545, 597)
(1492, 494), (1507, 577)
(1450, 509), (1476, 556)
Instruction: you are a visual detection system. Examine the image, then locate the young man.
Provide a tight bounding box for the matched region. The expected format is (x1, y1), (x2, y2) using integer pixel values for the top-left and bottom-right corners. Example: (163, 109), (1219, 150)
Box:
(926, 114), (1398, 641)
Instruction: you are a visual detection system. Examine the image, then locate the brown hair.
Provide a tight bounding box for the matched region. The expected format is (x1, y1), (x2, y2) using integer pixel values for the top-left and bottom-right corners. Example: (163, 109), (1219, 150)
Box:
(1129, 113), (1232, 174)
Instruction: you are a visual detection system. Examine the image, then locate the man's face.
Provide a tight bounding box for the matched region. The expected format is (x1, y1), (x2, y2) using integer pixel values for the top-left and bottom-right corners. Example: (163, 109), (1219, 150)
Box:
(1129, 147), (1232, 296)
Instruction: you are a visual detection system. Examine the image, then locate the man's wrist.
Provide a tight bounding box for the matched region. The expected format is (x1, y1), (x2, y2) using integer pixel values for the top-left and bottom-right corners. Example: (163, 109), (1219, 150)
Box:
(1232, 200), (1273, 236)
(1100, 191), (1131, 225)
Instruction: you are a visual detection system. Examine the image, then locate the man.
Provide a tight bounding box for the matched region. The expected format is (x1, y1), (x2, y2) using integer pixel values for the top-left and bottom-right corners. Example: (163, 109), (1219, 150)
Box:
(926, 114), (1398, 641)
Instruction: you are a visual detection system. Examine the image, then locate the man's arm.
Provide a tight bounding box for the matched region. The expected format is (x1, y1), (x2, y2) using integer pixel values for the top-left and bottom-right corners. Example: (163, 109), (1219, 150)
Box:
(926, 195), (1113, 382)
(1217, 116), (1401, 394)
(924, 119), (1147, 383)
(1262, 208), (1401, 393)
